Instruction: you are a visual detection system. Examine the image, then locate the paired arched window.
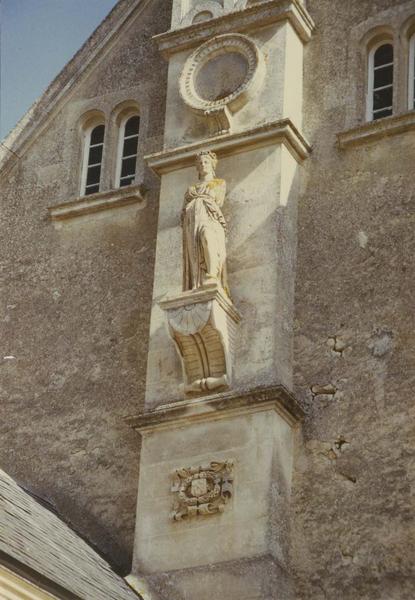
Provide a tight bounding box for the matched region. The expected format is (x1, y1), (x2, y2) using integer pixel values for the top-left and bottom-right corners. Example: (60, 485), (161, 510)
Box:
(367, 42), (394, 121)
(116, 115), (140, 188)
(81, 123), (105, 196)
(80, 109), (140, 196)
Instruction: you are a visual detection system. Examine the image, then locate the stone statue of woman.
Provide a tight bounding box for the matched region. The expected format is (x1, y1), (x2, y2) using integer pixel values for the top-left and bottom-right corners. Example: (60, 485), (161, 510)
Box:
(182, 151), (229, 294)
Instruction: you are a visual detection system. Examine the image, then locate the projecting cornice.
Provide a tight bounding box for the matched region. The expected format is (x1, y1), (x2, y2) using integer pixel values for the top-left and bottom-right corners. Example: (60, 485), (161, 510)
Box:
(154, 0), (315, 57)
(125, 386), (305, 433)
(145, 119), (311, 174)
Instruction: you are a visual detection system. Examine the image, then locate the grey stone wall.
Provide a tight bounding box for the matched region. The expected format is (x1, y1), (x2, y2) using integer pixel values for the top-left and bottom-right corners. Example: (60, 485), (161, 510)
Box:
(293, 0), (415, 598)
(0, 0), (171, 573)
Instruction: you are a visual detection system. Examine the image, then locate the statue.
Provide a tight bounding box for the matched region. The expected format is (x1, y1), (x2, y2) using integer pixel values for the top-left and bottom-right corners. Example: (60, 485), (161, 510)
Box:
(160, 149), (240, 395)
(182, 151), (229, 294)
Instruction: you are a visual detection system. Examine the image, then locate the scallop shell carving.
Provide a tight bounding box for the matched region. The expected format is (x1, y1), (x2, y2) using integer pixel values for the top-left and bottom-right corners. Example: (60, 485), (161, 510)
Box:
(168, 301), (212, 335)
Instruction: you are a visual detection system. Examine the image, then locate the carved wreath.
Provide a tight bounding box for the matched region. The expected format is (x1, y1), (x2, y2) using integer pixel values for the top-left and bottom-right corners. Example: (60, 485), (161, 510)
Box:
(171, 460), (234, 520)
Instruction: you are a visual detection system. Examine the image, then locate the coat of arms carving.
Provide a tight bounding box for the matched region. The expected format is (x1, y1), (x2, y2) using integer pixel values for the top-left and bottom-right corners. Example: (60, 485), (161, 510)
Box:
(171, 460), (234, 520)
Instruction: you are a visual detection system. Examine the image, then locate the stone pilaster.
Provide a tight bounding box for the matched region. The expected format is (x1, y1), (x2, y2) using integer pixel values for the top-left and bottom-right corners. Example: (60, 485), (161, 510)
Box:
(129, 2), (314, 597)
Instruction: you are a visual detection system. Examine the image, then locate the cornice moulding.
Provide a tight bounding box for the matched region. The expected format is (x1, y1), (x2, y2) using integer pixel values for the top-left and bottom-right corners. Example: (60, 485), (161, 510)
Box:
(124, 386), (305, 433)
(337, 111), (415, 148)
(47, 184), (146, 221)
(145, 119), (311, 174)
(159, 285), (241, 323)
(154, 0), (315, 56)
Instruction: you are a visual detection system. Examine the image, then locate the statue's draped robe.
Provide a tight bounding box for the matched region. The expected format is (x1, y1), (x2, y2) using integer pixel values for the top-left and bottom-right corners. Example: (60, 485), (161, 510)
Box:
(182, 178), (228, 292)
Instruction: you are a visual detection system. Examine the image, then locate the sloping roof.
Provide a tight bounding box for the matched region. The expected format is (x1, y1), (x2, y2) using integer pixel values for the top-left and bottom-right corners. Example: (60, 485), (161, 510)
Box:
(0, 0), (150, 175)
(0, 469), (141, 600)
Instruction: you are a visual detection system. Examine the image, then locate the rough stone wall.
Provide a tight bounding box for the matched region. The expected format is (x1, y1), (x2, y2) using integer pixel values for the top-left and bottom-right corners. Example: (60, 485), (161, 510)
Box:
(293, 0), (415, 598)
(2, 0), (415, 592)
(0, 0), (171, 573)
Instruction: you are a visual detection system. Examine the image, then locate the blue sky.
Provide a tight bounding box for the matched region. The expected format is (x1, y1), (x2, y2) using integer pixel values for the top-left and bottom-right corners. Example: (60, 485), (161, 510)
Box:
(0, 0), (118, 138)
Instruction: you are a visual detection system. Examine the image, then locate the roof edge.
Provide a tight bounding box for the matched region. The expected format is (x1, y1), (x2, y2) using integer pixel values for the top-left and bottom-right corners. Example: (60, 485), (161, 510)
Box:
(0, 552), (82, 600)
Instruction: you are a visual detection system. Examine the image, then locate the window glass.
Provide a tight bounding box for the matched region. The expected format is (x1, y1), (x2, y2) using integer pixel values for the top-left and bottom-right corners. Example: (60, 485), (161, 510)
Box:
(374, 65), (393, 89)
(374, 44), (393, 67)
(88, 145), (103, 166)
(373, 86), (393, 111)
(371, 43), (393, 121)
(123, 137), (138, 157)
(124, 116), (140, 137)
(90, 124), (105, 145)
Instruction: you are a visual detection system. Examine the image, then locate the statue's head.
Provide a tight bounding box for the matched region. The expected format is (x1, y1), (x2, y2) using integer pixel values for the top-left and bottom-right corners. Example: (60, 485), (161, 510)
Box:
(196, 150), (217, 178)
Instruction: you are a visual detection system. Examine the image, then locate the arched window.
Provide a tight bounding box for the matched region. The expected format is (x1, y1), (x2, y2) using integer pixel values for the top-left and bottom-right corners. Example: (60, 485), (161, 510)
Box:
(116, 115), (140, 188)
(81, 124), (105, 196)
(408, 34), (415, 109)
(367, 42), (394, 121)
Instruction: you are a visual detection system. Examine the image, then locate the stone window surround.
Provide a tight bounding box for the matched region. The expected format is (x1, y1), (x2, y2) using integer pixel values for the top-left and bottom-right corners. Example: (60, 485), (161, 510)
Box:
(339, 5), (415, 148)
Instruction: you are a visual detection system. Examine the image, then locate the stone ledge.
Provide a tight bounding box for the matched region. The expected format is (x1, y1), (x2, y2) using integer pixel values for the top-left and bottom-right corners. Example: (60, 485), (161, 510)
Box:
(146, 119), (311, 174)
(337, 111), (415, 149)
(124, 386), (305, 433)
(155, 0), (315, 56)
(47, 184), (146, 221)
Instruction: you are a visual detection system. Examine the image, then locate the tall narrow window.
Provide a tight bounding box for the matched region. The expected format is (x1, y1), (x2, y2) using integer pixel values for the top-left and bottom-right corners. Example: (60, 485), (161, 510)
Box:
(117, 115), (140, 187)
(82, 124), (105, 195)
(408, 35), (415, 109)
(368, 43), (394, 121)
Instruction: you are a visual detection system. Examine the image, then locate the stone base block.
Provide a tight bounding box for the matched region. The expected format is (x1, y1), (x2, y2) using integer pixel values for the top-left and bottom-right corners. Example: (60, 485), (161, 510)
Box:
(127, 387), (303, 600)
(131, 555), (293, 600)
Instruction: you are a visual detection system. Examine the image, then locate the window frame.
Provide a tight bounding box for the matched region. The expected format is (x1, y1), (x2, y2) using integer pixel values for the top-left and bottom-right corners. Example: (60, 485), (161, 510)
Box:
(115, 113), (140, 189)
(80, 122), (105, 196)
(408, 33), (415, 110)
(366, 40), (394, 122)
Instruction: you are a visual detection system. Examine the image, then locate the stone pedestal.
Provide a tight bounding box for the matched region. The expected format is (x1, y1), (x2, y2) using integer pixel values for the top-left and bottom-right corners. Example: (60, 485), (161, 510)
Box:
(159, 285), (240, 395)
